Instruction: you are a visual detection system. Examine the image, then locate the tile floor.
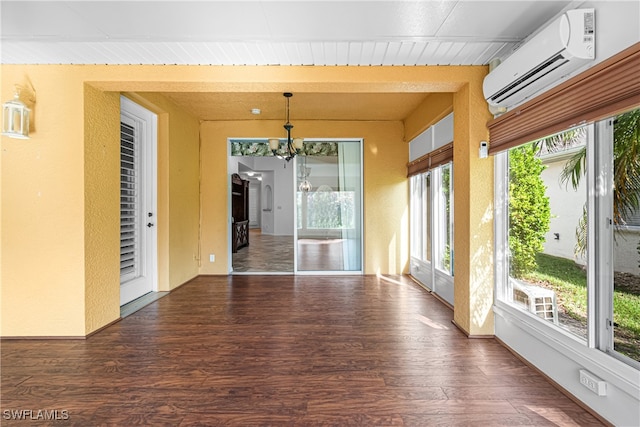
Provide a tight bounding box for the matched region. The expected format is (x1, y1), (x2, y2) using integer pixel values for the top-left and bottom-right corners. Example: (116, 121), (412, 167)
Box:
(232, 229), (347, 273)
(232, 229), (295, 273)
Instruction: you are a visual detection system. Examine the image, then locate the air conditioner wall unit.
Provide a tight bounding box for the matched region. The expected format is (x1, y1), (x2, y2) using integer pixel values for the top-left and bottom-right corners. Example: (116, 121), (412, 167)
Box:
(483, 8), (595, 109)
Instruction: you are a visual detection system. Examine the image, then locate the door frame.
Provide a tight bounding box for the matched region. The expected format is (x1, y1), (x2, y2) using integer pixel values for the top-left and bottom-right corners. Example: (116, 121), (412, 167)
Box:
(120, 96), (158, 305)
(227, 138), (364, 275)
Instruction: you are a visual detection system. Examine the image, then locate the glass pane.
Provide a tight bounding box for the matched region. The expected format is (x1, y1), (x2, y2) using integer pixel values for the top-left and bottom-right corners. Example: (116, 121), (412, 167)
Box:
(424, 172), (432, 262)
(437, 164), (453, 273)
(507, 127), (589, 340)
(410, 175), (423, 259)
(297, 142), (362, 272)
(611, 107), (640, 362)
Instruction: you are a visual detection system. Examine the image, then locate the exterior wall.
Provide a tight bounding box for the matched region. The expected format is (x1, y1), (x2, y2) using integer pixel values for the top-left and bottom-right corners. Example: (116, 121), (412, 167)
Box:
(542, 155), (640, 274)
(540, 156), (588, 265)
(614, 228), (640, 275)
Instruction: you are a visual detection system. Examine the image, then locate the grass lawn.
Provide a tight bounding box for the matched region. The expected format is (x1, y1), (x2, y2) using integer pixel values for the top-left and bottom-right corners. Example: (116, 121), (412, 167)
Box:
(521, 253), (640, 362)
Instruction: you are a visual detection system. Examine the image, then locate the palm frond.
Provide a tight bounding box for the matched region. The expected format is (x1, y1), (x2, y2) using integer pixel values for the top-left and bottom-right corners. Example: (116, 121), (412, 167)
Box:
(560, 148), (587, 190)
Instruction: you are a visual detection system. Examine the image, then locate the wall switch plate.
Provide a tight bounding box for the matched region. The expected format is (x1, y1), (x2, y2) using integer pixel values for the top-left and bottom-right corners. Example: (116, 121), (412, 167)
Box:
(209, 254), (215, 263)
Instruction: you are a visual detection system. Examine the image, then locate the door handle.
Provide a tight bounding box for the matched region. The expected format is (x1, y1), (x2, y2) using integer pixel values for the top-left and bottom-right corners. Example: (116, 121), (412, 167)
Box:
(147, 222), (154, 228)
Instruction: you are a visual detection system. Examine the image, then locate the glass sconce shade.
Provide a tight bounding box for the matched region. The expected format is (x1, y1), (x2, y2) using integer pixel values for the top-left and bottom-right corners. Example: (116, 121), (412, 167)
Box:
(2, 93), (30, 139)
(268, 138), (280, 151)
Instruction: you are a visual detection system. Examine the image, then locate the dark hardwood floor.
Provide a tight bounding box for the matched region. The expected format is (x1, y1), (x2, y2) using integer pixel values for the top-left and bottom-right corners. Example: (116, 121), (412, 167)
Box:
(1, 275), (603, 426)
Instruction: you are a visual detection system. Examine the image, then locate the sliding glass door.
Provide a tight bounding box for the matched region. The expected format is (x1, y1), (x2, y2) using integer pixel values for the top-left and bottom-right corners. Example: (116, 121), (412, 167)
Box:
(229, 138), (362, 274)
(296, 140), (363, 273)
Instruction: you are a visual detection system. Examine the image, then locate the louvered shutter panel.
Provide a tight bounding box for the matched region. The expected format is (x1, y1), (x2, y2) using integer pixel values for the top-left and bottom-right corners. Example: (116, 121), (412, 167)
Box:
(120, 121), (139, 280)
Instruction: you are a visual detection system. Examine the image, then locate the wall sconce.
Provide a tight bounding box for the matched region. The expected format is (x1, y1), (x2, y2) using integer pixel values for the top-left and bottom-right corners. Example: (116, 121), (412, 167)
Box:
(2, 87), (31, 139)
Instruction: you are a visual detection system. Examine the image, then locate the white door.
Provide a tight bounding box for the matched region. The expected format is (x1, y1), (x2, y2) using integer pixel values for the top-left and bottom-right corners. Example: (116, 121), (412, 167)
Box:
(120, 96), (158, 306)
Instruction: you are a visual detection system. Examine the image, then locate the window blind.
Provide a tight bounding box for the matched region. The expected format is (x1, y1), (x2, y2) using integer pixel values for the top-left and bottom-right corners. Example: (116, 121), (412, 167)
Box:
(488, 42), (640, 154)
(407, 142), (453, 177)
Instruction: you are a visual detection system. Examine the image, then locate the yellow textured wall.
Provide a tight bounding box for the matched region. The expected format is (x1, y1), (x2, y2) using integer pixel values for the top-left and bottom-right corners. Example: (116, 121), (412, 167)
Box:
(200, 120), (407, 275)
(452, 74), (495, 336)
(404, 93), (454, 142)
(2, 67), (87, 336)
(84, 85), (121, 334)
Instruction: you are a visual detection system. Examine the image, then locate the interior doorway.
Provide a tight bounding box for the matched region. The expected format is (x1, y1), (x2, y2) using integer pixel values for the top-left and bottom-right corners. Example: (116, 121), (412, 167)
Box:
(229, 139), (363, 274)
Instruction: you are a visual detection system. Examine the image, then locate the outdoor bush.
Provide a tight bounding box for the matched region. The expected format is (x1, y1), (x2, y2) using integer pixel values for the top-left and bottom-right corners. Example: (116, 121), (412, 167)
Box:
(509, 144), (551, 277)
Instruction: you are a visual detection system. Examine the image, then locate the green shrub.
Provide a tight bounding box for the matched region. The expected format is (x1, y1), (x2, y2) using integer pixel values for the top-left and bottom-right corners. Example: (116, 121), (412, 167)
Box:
(509, 144), (551, 277)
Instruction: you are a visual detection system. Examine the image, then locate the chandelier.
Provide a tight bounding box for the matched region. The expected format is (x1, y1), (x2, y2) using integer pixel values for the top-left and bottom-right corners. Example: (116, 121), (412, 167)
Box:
(269, 92), (303, 162)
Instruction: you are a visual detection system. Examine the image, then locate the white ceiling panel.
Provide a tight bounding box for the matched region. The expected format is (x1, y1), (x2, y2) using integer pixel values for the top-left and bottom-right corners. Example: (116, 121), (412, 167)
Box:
(337, 42), (351, 66)
(436, 1), (572, 39)
(0, 2), (106, 38)
(66, 1), (270, 40)
(1, 1), (577, 66)
(382, 42), (401, 65)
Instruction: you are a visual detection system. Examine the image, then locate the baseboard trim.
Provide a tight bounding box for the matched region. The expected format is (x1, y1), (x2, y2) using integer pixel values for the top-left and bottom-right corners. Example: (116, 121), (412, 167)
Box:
(431, 290), (454, 311)
(86, 317), (122, 338)
(450, 319), (495, 339)
(495, 336), (614, 427)
(1, 335), (87, 340)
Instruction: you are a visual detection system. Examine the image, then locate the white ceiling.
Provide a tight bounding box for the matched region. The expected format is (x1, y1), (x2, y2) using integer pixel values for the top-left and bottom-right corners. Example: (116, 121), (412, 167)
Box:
(0, 0), (579, 122)
(1, 0), (577, 66)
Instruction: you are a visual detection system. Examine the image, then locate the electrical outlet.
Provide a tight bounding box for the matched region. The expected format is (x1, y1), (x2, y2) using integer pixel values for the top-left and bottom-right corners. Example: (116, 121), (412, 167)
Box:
(579, 369), (607, 396)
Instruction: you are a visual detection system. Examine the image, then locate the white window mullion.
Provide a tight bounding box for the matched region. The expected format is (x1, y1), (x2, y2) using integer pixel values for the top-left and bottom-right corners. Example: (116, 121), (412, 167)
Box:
(494, 151), (510, 302)
(592, 120), (614, 351)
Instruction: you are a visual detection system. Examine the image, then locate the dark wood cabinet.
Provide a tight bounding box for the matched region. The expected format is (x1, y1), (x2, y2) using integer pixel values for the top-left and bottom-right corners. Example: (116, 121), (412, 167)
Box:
(231, 173), (250, 252)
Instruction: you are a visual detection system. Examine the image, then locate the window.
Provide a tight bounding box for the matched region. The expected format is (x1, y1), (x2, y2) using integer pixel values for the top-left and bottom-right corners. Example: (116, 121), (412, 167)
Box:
(410, 172), (431, 262)
(436, 164), (453, 274)
(496, 107), (640, 366)
(409, 162), (454, 304)
(609, 107), (640, 363)
(411, 164), (452, 272)
(505, 126), (589, 340)
(408, 113), (454, 303)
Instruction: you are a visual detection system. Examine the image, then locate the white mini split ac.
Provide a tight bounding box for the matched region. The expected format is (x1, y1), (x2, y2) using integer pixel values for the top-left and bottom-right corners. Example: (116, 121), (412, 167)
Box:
(483, 8), (595, 109)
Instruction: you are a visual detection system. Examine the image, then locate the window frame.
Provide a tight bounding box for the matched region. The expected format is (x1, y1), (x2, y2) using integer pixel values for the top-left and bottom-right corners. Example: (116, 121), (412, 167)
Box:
(410, 162), (454, 305)
(494, 117), (640, 372)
